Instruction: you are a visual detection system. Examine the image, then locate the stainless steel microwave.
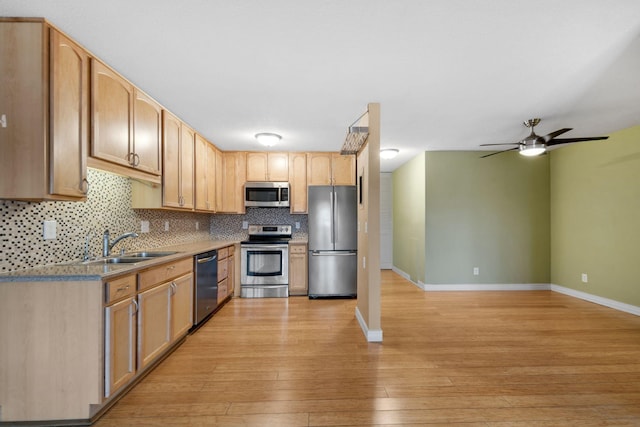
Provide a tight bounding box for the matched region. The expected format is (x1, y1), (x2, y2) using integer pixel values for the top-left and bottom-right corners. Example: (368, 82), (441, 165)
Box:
(244, 182), (290, 208)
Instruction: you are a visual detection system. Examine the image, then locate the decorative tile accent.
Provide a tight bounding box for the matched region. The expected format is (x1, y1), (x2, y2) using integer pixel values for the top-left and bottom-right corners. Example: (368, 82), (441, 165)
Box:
(211, 209), (308, 241)
(0, 168), (211, 272)
(0, 168), (308, 273)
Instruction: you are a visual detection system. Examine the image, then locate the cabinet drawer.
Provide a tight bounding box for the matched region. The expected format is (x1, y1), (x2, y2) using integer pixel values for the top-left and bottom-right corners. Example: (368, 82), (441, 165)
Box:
(289, 244), (307, 254)
(227, 245), (235, 255)
(105, 274), (136, 304)
(218, 246), (229, 259)
(218, 258), (228, 281)
(218, 278), (228, 302)
(138, 257), (192, 291)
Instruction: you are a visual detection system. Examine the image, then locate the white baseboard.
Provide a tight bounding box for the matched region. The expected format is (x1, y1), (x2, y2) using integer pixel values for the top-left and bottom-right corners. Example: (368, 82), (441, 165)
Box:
(391, 267), (426, 290)
(355, 306), (383, 342)
(423, 283), (552, 291)
(551, 284), (640, 316)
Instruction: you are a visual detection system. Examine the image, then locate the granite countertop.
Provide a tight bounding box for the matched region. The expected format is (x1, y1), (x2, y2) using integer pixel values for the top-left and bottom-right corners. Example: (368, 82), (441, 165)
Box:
(0, 239), (239, 282)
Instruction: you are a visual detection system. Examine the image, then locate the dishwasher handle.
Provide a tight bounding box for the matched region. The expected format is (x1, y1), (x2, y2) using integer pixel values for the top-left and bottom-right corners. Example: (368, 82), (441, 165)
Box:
(196, 254), (217, 264)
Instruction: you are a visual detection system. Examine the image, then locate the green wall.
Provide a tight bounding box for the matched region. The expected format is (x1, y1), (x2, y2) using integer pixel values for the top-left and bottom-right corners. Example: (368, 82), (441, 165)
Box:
(550, 125), (640, 306)
(425, 152), (550, 284)
(392, 152), (426, 283)
(392, 150), (550, 285)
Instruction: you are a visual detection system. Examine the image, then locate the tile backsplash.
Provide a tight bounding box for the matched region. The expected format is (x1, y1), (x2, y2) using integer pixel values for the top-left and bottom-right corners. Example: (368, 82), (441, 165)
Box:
(0, 168), (211, 272)
(0, 168), (308, 273)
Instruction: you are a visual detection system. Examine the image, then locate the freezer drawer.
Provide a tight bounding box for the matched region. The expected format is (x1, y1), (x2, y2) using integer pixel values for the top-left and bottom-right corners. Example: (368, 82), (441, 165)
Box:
(308, 250), (357, 298)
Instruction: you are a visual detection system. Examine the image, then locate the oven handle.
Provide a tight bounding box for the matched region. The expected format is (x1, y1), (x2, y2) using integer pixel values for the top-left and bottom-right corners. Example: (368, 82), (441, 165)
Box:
(242, 244), (288, 250)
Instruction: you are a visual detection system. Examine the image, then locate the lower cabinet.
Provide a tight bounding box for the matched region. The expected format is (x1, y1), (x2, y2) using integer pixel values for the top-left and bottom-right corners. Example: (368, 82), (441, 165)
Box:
(288, 242), (308, 295)
(217, 245), (236, 302)
(104, 296), (137, 398)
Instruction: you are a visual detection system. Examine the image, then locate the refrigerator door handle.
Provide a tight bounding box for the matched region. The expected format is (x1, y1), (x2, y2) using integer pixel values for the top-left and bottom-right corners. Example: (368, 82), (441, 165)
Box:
(310, 251), (357, 256)
(330, 190), (335, 244)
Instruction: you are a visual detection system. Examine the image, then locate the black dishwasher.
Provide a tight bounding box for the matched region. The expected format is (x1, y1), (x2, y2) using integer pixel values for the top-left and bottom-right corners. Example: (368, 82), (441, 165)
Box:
(194, 250), (218, 326)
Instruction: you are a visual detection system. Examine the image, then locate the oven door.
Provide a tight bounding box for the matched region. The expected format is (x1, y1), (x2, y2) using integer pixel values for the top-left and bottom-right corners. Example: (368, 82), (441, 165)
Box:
(241, 244), (289, 286)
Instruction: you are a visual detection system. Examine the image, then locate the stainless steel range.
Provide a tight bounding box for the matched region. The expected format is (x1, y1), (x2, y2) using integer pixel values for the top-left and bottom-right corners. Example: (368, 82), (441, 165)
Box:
(240, 224), (291, 298)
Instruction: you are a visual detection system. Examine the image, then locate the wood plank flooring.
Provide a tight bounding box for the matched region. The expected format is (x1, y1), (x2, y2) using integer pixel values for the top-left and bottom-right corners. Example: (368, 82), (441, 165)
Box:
(94, 270), (640, 426)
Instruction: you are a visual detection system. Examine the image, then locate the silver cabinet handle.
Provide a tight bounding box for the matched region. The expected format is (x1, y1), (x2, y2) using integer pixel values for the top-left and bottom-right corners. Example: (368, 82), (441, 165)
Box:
(81, 178), (90, 194)
(131, 299), (139, 314)
(197, 255), (217, 264)
(133, 153), (140, 166)
(117, 285), (130, 292)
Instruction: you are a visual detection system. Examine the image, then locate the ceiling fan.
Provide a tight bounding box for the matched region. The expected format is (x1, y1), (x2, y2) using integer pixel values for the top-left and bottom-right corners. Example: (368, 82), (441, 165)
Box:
(480, 118), (609, 158)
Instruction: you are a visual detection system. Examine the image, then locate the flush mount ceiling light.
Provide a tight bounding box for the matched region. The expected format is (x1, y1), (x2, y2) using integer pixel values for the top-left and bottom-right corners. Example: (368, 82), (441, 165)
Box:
(380, 148), (399, 159)
(255, 132), (282, 147)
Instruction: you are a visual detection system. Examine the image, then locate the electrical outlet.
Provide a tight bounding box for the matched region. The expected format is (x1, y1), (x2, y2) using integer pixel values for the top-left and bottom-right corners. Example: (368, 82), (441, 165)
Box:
(164, 221), (170, 231)
(195, 221), (199, 231)
(140, 220), (150, 233)
(242, 221), (248, 229)
(581, 273), (588, 283)
(473, 267), (479, 276)
(43, 220), (57, 240)
(295, 222), (300, 229)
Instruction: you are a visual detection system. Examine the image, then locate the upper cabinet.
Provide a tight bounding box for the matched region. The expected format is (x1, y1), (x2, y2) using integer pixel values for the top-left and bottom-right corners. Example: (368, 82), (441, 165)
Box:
(219, 152), (246, 214)
(91, 60), (161, 178)
(0, 20), (88, 201)
(246, 152), (289, 182)
(288, 152), (307, 214)
(194, 134), (217, 212)
(162, 111), (194, 210)
(307, 152), (356, 186)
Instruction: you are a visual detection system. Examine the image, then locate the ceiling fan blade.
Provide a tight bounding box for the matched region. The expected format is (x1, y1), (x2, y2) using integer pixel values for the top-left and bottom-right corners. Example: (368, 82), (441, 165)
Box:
(480, 147), (518, 158)
(479, 143), (520, 146)
(547, 136), (609, 146)
(543, 128), (572, 142)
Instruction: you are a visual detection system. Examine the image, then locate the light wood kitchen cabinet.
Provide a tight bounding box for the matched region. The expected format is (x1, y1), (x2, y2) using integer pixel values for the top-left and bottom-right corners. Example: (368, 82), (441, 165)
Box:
(288, 242), (308, 296)
(104, 274), (137, 399)
(132, 89), (162, 175)
(288, 152), (308, 213)
(307, 152), (356, 186)
(195, 134), (217, 212)
(91, 60), (162, 177)
(0, 20), (88, 201)
(162, 111), (195, 209)
(219, 151), (246, 213)
(227, 245), (236, 297)
(138, 258), (193, 369)
(137, 281), (171, 369)
(217, 245), (236, 302)
(246, 152), (289, 181)
(170, 274), (193, 341)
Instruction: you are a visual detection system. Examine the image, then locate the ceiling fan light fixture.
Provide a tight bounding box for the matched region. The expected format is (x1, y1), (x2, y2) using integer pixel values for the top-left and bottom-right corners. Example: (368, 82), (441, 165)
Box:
(519, 145), (546, 157)
(255, 132), (281, 147)
(380, 148), (399, 159)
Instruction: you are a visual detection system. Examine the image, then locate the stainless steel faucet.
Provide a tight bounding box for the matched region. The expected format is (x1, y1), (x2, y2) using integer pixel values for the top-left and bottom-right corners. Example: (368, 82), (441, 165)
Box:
(102, 230), (139, 257)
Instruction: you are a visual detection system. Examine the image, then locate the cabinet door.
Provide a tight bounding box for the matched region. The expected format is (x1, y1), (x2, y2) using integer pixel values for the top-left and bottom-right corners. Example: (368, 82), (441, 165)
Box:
(105, 297), (136, 398)
(91, 59), (133, 168)
(49, 29), (88, 198)
(194, 134), (209, 211)
(138, 283), (171, 369)
(214, 146), (224, 212)
(206, 143), (217, 212)
(246, 152), (268, 181)
(288, 152), (307, 213)
(180, 124), (195, 209)
(288, 244), (308, 296)
(133, 89), (161, 175)
(162, 110), (181, 208)
(221, 152), (246, 213)
(267, 152), (289, 181)
(170, 274), (193, 341)
(307, 153), (332, 185)
(227, 253), (235, 297)
(332, 153), (356, 185)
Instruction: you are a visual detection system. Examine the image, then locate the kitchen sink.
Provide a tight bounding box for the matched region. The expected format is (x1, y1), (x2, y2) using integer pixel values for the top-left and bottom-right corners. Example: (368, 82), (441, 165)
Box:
(85, 257), (151, 265)
(125, 251), (178, 258)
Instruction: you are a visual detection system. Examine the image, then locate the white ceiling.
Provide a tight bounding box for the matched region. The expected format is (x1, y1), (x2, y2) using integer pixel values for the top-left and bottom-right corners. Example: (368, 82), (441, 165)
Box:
(2, 0), (640, 171)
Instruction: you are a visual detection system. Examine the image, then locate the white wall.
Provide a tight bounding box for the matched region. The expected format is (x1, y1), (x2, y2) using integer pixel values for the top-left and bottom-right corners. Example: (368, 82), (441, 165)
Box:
(380, 173), (393, 269)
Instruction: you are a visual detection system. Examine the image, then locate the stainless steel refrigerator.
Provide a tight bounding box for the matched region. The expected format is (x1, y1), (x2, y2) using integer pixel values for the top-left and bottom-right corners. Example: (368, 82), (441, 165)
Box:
(308, 185), (357, 298)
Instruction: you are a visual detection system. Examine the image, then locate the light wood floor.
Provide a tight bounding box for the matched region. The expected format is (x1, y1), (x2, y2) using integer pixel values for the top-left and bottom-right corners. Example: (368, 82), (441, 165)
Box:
(95, 270), (640, 426)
